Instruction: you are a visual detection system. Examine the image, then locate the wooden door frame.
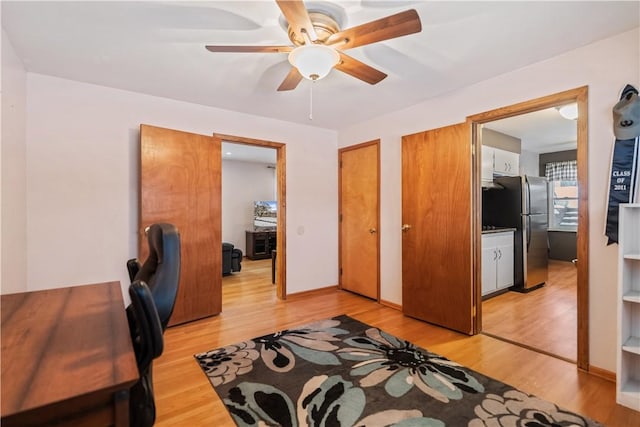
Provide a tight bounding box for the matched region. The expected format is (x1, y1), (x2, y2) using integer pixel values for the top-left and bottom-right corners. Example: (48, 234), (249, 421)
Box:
(467, 86), (589, 371)
(338, 140), (381, 301)
(213, 133), (287, 299)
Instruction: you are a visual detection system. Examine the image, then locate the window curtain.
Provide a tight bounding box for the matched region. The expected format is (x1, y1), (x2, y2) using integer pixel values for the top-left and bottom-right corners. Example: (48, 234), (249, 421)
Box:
(545, 160), (577, 181)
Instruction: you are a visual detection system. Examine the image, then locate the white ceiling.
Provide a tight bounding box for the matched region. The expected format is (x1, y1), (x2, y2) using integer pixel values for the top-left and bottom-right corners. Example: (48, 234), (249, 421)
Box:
(2, 1), (638, 131)
(485, 107), (578, 154)
(222, 141), (277, 164)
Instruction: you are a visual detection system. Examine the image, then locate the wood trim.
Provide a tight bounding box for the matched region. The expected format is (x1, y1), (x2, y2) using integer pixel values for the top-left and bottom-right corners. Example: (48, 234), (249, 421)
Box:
(482, 331), (576, 364)
(213, 133), (285, 149)
(470, 120), (482, 334)
(286, 285), (339, 299)
(468, 86), (590, 370)
(339, 139), (379, 153)
(276, 145), (287, 300)
(375, 141), (380, 301)
(380, 299), (402, 311)
(467, 87), (588, 123)
(575, 88), (589, 371)
(213, 133), (287, 299)
(585, 365), (616, 383)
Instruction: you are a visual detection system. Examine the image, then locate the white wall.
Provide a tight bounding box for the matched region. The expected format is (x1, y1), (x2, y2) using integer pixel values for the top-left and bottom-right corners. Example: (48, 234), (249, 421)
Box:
(519, 149), (540, 177)
(23, 74), (337, 299)
(1, 29), (27, 294)
(338, 28), (640, 372)
(222, 159), (275, 254)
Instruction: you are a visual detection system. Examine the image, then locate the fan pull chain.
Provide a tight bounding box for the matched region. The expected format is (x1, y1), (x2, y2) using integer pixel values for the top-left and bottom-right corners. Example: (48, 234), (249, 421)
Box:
(309, 80), (314, 121)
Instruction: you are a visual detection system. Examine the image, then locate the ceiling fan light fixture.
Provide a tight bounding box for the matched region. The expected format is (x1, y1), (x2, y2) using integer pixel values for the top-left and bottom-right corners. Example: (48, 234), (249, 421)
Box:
(557, 103), (578, 120)
(288, 44), (339, 81)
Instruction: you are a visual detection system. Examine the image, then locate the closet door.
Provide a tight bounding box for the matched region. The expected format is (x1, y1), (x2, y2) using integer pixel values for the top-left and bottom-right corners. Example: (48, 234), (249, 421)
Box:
(339, 140), (380, 299)
(140, 124), (221, 326)
(401, 123), (475, 334)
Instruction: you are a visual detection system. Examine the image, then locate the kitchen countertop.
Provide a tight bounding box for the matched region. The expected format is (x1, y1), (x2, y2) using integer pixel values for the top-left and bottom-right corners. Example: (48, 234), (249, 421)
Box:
(482, 227), (517, 234)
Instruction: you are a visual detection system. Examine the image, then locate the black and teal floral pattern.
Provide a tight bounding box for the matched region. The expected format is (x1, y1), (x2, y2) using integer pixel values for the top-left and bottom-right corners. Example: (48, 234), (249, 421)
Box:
(338, 327), (484, 402)
(471, 390), (597, 427)
(195, 341), (259, 387)
(252, 318), (348, 372)
(223, 375), (445, 427)
(195, 315), (602, 427)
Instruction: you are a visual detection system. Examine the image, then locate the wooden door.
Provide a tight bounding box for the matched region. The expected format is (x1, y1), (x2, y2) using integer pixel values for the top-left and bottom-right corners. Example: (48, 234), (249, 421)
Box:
(140, 124), (221, 326)
(401, 123), (475, 334)
(339, 141), (379, 299)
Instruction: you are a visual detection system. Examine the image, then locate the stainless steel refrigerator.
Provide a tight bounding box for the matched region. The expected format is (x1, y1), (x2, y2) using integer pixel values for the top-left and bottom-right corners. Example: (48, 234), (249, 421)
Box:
(483, 175), (549, 291)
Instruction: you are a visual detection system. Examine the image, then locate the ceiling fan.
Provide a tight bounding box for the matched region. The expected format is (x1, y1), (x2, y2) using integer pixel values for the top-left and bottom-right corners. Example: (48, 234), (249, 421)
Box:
(205, 0), (422, 91)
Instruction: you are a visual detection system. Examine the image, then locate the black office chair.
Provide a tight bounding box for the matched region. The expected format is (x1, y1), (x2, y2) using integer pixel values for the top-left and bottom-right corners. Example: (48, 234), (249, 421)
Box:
(128, 280), (164, 427)
(127, 223), (181, 330)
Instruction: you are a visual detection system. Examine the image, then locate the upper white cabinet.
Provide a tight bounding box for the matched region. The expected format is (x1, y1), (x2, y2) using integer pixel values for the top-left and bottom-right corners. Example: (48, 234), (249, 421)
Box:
(617, 203), (640, 411)
(493, 148), (519, 176)
(481, 146), (495, 182)
(481, 146), (519, 183)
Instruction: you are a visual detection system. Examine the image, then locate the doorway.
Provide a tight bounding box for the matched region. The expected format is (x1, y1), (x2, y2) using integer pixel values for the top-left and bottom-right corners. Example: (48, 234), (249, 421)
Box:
(221, 141), (278, 291)
(214, 133), (287, 299)
(468, 87), (589, 370)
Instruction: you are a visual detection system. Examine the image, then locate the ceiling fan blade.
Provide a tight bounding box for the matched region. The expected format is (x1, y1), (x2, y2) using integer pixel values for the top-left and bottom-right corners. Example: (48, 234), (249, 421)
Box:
(277, 67), (303, 91)
(205, 45), (293, 53)
(335, 52), (387, 85)
(276, 0), (318, 43)
(326, 9), (421, 50)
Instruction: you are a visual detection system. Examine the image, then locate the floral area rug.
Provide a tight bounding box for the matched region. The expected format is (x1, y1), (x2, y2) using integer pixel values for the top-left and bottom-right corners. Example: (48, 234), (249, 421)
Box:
(194, 314), (601, 426)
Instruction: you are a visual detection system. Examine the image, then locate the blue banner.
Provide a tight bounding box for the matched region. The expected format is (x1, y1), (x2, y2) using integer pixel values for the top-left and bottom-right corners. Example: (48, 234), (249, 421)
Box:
(605, 137), (639, 244)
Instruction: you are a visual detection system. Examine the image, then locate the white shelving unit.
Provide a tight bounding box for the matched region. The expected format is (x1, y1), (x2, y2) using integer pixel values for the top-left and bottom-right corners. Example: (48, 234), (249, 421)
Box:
(617, 203), (640, 411)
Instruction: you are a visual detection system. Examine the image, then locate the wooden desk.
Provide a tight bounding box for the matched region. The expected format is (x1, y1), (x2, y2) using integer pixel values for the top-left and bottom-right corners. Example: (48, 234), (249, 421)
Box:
(1, 281), (138, 426)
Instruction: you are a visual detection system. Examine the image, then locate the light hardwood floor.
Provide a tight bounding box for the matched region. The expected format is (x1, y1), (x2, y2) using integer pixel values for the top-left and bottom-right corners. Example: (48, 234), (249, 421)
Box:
(153, 258), (639, 426)
(482, 259), (577, 361)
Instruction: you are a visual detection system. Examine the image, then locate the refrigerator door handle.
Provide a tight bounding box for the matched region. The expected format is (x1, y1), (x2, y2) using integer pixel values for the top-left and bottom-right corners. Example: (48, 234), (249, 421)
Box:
(526, 215), (531, 249)
(525, 177), (531, 215)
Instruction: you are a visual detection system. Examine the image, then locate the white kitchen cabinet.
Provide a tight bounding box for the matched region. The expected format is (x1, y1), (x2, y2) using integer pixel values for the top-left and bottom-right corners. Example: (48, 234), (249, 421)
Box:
(617, 204), (640, 411)
(481, 231), (514, 296)
(481, 146), (519, 182)
(492, 147), (519, 176)
(481, 145), (495, 183)
(481, 243), (498, 295)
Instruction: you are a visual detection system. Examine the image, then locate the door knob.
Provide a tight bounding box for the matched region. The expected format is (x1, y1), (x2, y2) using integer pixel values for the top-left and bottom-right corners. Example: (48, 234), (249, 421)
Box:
(369, 228), (377, 234)
(401, 224), (412, 232)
